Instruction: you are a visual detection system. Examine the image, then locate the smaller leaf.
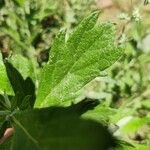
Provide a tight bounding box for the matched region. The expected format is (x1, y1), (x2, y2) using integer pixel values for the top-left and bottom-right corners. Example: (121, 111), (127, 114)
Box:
(3, 93), (11, 110)
(82, 105), (117, 124)
(0, 53), (13, 95)
(5, 61), (36, 110)
(19, 96), (32, 111)
(9, 54), (35, 81)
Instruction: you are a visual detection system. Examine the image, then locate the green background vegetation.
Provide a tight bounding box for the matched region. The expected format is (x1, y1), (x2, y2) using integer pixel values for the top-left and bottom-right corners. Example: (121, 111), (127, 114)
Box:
(0, 0), (149, 149)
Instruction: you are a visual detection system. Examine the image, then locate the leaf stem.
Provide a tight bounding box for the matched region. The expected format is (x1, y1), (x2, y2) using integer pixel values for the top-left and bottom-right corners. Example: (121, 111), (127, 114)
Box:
(12, 116), (39, 149)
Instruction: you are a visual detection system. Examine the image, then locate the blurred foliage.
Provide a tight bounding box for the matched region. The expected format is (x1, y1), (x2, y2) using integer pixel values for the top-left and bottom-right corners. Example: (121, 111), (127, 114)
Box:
(0, 0), (95, 59)
(82, 1), (150, 149)
(0, 0), (150, 149)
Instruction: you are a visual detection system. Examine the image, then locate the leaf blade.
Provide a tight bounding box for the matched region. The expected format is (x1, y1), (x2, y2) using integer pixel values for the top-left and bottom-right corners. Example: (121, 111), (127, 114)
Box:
(8, 106), (117, 150)
(35, 12), (123, 107)
(0, 53), (13, 95)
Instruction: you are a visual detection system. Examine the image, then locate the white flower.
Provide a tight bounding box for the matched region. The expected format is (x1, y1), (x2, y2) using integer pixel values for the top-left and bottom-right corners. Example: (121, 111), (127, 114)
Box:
(119, 34), (128, 44)
(132, 8), (142, 22)
(118, 13), (130, 21)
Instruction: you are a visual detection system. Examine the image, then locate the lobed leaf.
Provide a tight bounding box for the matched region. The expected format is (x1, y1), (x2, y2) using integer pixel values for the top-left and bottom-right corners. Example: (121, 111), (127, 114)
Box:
(35, 12), (123, 107)
(5, 62), (36, 110)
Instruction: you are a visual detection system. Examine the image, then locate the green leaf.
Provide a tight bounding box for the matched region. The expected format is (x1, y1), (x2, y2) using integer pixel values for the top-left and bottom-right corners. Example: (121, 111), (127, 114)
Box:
(9, 54), (35, 81)
(5, 62), (36, 109)
(7, 106), (117, 150)
(122, 117), (150, 133)
(19, 95), (33, 110)
(0, 53), (13, 95)
(14, 0), (25, 6)
(82, 105), (117, 124)
(35, 12), (123, 107)
(3, 93), (11, 109)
